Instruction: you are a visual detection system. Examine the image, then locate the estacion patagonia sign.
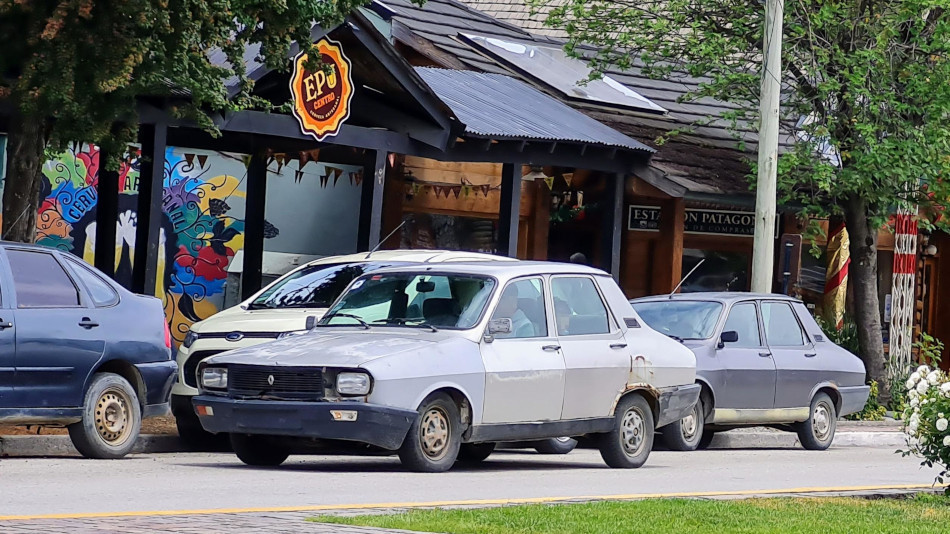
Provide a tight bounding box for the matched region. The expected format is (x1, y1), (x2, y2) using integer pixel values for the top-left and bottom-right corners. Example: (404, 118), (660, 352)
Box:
(628, 205), (778, 237)
(290, 38), (354, 141)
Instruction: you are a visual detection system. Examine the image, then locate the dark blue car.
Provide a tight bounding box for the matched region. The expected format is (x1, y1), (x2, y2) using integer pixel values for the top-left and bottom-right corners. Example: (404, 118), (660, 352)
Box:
(0, 243), (176, 458)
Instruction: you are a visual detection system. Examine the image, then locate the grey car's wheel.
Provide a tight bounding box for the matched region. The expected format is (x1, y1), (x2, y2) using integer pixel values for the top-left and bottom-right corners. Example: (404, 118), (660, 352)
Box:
(398, 393), (461, 472)
(597, 394), (654, 468)
(797, 392), (837, 450)
(534, 437), (578, 455)
(663, 398), (705, 451)
(457, 442), (496, 463)
(230, 434), (290, 466)
(68, 373), (142, 459)
(697, 430), (716, 450)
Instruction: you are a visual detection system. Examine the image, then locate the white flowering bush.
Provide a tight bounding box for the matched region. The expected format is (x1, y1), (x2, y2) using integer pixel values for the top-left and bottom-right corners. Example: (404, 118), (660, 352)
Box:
(901, 365), (950, 488)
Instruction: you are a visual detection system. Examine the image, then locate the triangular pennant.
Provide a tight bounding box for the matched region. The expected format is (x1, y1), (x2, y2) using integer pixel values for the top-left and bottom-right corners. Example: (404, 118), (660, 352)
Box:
(295, 170), (304, 183)
(309, 149), (321, 163)
(462, 185), (472, 197)
(185, 154), (196, 167)
(331, 167), (342, 186)
(198, 154), (209, 169)
(298, 151), (310, 168)
(239, 155), (251, 169)
(480, 184), (491, 197)
(544, 176), (555, 189)
(354, 170), (363, 186)
(452, 185), (462, 199)
(562, 173), (574, 187)
(388, 153), (395, 167)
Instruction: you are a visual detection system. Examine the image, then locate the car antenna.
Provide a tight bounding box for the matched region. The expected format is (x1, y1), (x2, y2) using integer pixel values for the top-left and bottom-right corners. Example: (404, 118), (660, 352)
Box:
(669, 259), (705, 298)
(365, 216), (411, 259)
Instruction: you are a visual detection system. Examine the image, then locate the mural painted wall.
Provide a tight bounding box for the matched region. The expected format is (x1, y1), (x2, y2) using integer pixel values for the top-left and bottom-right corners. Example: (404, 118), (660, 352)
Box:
(32, 144), (363, 346)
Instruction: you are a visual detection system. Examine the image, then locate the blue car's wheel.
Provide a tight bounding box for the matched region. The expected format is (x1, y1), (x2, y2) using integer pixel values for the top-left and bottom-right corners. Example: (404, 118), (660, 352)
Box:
(68, 373), (142, 459)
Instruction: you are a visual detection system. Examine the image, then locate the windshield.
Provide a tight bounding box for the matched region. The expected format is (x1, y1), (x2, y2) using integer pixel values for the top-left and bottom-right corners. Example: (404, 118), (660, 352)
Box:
(631, 300), (724, 340)
(322, 273), (496, 329)
(249, 262), (397, 310)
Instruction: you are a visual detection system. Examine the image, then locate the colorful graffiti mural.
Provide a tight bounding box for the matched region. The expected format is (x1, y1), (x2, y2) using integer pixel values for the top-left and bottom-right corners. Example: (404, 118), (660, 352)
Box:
(35, 144), (271, 346)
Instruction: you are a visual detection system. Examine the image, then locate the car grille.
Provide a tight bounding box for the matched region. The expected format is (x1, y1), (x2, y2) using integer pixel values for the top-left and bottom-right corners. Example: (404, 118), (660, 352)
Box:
(183, 351), (222, 388)
(228, 365), (324, 400)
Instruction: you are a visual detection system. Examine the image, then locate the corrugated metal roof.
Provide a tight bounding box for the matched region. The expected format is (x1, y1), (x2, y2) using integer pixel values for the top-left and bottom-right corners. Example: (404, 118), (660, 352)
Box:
(415, 67), (654, 153)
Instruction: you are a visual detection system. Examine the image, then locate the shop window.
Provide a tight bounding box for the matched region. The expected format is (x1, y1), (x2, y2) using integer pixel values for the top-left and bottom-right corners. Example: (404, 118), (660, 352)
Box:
(680, 249), (750, 292)
(400, 213), (496, 253)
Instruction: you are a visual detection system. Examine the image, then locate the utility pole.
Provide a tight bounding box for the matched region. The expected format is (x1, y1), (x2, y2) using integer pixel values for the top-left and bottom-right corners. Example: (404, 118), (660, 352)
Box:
(751, 0), (785, 293)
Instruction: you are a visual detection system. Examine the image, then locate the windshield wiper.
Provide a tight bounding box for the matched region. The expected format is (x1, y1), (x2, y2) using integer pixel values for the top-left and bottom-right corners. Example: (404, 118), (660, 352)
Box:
(405, 319), (438, 332)
(319, 313), (370, 329)
(666, 334), (684, 343)
(247, 301), (277, 310)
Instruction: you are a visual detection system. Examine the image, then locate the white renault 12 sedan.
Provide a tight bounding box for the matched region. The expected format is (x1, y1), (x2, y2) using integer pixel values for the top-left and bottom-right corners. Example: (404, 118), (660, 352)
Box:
(193, 262), (699, 472)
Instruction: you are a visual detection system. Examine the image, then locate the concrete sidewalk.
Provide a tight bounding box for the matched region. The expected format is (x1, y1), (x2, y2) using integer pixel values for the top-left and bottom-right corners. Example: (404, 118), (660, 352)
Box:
(0, 420), (909, 457)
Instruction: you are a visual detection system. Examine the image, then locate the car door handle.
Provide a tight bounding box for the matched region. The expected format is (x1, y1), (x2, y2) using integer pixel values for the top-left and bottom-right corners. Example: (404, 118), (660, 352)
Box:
(542, 345), (561, 352)
(0, 319), (12, 329)
(805, 352), (817, 358)
(610, 343), (628, 349)
(759, 352), (772, 357)
(78, 318), (99, 329)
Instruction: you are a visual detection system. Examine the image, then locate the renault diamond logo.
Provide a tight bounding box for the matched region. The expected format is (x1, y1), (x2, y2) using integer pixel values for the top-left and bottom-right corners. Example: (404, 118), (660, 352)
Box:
(267, 375), (275, 386)
(225, 332), (244, 342)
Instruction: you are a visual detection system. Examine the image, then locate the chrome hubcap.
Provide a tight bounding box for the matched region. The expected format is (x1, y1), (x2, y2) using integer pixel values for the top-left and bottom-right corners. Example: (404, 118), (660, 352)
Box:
(813, 402), (832, 440)
(95, 388), (133, 445)
(620, 407), (645, 455)
(420, 407), (450, 460)
(681, 404), (700, 440)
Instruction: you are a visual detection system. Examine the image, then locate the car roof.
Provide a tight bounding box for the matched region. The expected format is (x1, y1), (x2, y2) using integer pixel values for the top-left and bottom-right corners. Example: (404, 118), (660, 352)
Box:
(361, 261), (610, 279)
(299, 249), (517, 267)
(631, 292), (799, 304)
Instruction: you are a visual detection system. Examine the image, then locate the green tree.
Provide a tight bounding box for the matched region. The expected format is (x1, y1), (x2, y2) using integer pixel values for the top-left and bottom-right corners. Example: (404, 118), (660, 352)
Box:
(0, 0), (368, 242)
(536, 0), (950, 390)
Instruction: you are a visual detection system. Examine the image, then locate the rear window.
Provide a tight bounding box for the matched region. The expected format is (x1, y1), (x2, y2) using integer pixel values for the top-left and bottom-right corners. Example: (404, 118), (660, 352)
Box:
(248, 262), (398, 310)
(7, 249), (81, 308)
(631, 300), (723, 340)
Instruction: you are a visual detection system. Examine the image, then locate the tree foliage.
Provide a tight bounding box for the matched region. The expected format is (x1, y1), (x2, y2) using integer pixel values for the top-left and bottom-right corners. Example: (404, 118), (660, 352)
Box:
(0, 0), (369, 240)
(535, 0), (950, 387)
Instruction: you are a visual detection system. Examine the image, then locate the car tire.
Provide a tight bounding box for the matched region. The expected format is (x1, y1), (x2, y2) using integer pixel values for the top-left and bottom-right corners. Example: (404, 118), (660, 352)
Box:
(597, 394), (654, 468)
(67, 373), (142, 459)
(663, 398), (705, 451)
(697, 430), (716, 450)
(229, 434), (290, 466)
(176, 414), (229, 451)
(534, 437), (578, 455)
(398, 392), (461, 472)
(797, 392), (837, 451)
(457, 442), (496, 463)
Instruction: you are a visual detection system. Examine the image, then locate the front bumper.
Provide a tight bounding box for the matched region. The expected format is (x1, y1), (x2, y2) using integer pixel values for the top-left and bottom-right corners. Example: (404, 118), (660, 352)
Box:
(838, 385), (872, 417)
(655, 383), (702, 428)
(192, 396), (417, 450)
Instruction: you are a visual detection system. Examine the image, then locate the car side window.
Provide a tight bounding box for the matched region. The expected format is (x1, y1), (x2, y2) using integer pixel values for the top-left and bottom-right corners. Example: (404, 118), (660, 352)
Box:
(551, 277), (611, 336)
(489, 278), (547, 339)
(64, 257), (119, 307)
(762, 302), (806, 346)
(722, 302), (761, 348)
(7, 249), (81, 308)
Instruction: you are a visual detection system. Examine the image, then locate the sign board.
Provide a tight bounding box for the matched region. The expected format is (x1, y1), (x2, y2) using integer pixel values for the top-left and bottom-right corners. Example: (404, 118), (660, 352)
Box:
(628, 205), (778, 238)
(290, 38), (354, 141)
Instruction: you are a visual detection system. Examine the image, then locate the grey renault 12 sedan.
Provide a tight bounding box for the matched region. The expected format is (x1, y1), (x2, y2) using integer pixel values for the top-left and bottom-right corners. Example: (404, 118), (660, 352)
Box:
(631, 293), (870, 451)
(192, 262), (700, 472)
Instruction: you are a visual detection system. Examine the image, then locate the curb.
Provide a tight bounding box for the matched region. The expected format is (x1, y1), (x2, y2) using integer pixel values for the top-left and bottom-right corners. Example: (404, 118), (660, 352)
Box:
(0, 434), (182, 457)
(710, 431), (910, 449)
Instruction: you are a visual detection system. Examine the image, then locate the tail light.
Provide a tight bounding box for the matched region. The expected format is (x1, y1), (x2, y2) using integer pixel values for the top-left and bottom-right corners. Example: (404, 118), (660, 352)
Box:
(163, 321), (172, 349)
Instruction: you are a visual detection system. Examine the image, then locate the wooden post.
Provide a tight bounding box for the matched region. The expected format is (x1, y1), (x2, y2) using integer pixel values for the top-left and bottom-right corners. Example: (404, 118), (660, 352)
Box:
(357, 150), (387, 251)
(652, 197), (685, 293)
(131, 123), (167, 295)
(601, 173), (625, 280)
(498, 163), (522, 258)
(241, 153), (268, 300)
(529, 179), (550, 260)
(95, 151), (119, 279)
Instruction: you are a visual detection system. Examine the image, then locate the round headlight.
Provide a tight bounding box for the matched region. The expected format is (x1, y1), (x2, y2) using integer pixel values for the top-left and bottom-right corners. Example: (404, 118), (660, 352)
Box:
(201, 367), (228, 389)
(336, 372), (371, 396)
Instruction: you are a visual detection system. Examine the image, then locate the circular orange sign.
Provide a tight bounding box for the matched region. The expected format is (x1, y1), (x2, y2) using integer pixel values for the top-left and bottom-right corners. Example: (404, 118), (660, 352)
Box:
(290, 38), (354, 141)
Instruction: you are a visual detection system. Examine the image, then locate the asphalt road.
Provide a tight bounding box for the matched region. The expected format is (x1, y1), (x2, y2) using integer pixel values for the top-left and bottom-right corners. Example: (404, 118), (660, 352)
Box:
(0, 445), (941, 518)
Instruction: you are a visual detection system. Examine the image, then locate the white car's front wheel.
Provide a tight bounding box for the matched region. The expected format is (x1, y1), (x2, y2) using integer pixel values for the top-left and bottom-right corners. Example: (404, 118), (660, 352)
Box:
(598, 394), (654, 468)
(398, 393), (461, 472)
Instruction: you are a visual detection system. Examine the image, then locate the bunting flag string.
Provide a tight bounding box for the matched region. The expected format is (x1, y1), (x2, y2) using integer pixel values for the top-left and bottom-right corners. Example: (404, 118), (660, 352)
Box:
(403, 180), (499, 199)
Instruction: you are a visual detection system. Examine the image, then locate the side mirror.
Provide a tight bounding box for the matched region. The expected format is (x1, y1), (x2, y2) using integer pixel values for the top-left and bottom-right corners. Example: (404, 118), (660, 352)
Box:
(305, 316), (317, 330)
(719, 330), (739, 348)
(484, 318), (512, 343)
